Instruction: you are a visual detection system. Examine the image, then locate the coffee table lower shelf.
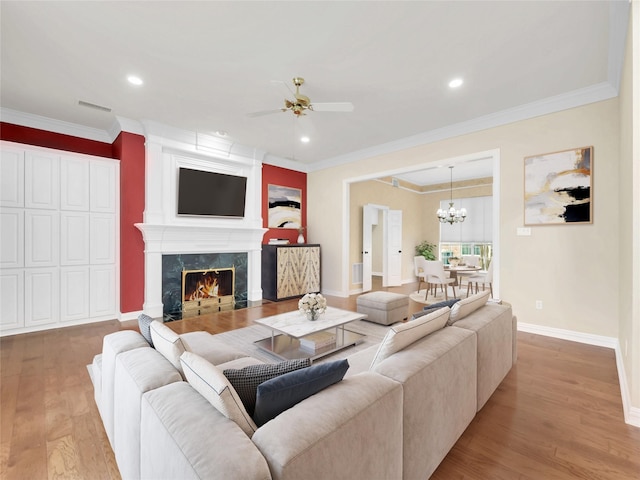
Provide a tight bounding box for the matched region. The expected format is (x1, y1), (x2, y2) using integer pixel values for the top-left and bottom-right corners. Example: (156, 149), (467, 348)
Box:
(254, 329), (365, 361)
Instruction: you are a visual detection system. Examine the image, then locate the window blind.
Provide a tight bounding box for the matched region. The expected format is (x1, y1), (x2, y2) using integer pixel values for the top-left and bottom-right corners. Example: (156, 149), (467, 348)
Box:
(439, 195), (492, 243)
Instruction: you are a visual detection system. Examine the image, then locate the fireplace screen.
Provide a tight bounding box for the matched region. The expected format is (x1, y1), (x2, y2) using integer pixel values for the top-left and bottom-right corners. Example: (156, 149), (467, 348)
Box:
(181, 267), (235, 316)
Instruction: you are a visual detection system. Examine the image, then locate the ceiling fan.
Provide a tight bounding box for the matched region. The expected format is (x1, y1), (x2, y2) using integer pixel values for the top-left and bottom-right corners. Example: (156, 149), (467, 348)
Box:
(248, 77), (354, 117)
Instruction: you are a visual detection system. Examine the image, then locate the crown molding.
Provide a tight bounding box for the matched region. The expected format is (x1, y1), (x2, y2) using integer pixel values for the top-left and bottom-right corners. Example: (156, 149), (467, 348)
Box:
(309, 81), (618, 173)
(0, 107), (112, 143)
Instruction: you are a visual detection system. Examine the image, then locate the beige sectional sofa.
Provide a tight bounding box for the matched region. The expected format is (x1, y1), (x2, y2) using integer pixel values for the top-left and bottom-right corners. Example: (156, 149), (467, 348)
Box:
(90, 290), (516, 480)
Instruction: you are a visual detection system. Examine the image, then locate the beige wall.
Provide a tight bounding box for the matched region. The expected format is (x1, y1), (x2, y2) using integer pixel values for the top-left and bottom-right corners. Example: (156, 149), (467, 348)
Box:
(350, 180), (425, 289)
(618, 2), (640, 413)
(309, 98), (620, 340)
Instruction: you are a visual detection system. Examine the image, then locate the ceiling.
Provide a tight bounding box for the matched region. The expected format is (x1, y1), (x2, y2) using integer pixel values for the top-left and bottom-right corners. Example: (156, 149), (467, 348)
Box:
(0, 1), (629, 186)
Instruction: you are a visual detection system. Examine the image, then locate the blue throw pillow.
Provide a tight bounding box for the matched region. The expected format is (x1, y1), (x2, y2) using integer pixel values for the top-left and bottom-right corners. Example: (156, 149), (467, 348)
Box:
(138, 313), (155, 347)
(423, 298), (460, 311)
(253, 359), (349, 427)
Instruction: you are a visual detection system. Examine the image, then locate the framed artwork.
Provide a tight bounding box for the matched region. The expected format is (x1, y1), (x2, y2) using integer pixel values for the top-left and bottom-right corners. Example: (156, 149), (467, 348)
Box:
(524, 146), (593, 225)
(268, 184), (301, 228)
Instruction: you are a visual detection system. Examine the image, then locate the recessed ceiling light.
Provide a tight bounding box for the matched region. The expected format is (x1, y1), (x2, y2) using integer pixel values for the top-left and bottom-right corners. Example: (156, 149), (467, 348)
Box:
(127, 75), (143, 86)
(215, 130), (228, 137)
(300, 136), (310, 143)
(448, 78), (463, 89)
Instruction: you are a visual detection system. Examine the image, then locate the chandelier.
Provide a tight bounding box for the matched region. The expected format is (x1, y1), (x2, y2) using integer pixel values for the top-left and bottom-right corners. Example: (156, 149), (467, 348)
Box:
(437, 166), (467, 224)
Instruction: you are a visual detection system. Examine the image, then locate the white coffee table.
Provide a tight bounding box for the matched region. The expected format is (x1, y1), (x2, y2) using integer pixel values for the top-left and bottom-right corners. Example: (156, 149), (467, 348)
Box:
(254, 306), (367, 361)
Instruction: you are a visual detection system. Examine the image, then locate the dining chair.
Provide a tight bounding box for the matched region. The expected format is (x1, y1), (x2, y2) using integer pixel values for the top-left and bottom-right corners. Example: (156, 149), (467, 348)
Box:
(464, 260), (493, 298)
(423, 260), (457, 301)
(413, 256), (428, 293)
(461, 255), (481, 267)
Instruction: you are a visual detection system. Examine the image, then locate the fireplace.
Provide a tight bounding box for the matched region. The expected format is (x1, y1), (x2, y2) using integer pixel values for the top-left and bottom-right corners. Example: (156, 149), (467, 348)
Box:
(161, 252), (248, 320)
(182, 267), (235, 317)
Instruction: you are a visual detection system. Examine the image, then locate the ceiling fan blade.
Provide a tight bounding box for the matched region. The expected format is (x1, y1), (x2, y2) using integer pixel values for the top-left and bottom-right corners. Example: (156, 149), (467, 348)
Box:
(247, 109), (285, 118)
(310, 102), (354, 112)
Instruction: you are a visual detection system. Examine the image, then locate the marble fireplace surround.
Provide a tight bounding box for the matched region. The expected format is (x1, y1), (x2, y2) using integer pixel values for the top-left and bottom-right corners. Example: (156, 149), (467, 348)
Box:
(134, 123), (268, 318)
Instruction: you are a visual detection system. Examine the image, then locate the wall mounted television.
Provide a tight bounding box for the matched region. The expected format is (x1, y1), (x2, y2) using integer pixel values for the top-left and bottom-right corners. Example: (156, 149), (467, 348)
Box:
(177, 167), (247, 217)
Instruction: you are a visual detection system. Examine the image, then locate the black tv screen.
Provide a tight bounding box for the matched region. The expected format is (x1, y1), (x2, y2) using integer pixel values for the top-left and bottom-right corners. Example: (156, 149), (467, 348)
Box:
(177, 168), (247, 217)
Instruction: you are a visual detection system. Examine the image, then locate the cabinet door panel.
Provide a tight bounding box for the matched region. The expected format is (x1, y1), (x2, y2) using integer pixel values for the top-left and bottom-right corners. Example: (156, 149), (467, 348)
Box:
(1, 209), (24, 268)
(60, 213), (90, 265)
(304, 246), (321, 292)
(61, 267), (90, 322)
(25, 151), (59, 210)
(90, 161), (116, 213)
(90, 265), (116, 317)
(0, 269), (24, 330)
(25, 210), (59, 267)
(25, 268), (59, 326)
(60, 156), (90, 211)
(0, 147), (24, 207)
(90, 214), (115, 264)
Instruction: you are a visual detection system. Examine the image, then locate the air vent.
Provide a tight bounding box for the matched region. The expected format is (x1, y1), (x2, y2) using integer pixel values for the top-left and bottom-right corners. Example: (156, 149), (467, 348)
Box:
(78, 100), (112, 112)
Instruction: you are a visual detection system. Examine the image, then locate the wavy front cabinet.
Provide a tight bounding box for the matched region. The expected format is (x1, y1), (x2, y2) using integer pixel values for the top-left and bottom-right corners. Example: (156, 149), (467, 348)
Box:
(261, 244), (320, 301)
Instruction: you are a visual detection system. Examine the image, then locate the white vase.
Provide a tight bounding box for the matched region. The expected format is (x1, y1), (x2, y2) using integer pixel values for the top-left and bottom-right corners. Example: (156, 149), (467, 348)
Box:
(297, 233), (305, 244)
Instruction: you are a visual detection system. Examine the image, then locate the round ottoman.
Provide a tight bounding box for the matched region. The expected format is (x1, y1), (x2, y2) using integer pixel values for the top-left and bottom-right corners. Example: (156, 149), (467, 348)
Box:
(356, 291), (409, 326)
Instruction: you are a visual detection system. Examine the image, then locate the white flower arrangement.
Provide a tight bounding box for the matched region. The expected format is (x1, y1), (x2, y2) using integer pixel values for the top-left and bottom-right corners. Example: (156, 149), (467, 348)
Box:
(298, 292), (327, 319)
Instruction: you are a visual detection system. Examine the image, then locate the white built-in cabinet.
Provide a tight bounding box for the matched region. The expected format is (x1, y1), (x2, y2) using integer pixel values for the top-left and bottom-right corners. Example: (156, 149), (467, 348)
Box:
(0, 142), (118, 334)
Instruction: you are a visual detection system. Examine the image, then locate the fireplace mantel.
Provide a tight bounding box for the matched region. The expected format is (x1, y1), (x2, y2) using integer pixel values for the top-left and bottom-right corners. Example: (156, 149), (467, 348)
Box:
(135, 223), (267, 253)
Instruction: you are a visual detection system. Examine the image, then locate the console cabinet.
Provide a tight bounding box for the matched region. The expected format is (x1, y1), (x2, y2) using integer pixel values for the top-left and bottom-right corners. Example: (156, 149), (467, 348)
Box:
(261, 244), (320, 301)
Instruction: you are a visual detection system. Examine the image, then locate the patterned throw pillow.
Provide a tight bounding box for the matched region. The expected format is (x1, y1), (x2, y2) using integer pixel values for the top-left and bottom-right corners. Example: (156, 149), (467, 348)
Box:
(137, 313), (155, 347)
(223, 358), (311, 415)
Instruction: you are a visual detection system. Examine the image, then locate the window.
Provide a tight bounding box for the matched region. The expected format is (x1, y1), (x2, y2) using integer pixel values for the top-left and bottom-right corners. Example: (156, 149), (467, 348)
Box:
(439, 195), (492, 267)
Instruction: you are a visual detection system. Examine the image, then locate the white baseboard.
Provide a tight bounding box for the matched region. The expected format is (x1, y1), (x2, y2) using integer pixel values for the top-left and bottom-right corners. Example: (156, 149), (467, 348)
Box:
(518, 322), (640, 428)
(119, 310), (143, 322)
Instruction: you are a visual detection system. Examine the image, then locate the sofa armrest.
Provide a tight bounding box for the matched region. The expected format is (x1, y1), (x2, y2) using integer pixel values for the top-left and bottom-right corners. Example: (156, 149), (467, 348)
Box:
(114, 348), (182, 480)
(141, 382), (272, 480)
(251, 372), (402, 480)
(100, 330), (149, 447)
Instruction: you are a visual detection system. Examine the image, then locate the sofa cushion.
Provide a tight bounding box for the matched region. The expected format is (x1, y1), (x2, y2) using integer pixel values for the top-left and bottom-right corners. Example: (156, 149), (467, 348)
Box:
(149, 320), (189, 374)
(253, 359), (349, 427)
(370, 307), (450, 369)
(180, 351), (257, 437)
(137, 314), (155, 347)
(448, 290), (491, 325)
(223, 358), (311, 415)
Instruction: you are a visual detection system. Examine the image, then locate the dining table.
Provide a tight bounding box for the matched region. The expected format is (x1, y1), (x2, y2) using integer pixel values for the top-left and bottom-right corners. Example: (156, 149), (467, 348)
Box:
(444, 265), (482, 287)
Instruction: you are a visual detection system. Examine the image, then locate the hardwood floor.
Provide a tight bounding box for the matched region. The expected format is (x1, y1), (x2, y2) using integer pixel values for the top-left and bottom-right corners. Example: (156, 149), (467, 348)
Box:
(1, 281), (638, 479)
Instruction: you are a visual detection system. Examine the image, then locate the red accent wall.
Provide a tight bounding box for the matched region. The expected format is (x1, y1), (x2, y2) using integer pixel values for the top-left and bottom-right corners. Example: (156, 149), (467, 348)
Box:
(112, 132), (146, 313)
(1, 123), (146, 315)
(0, 122), (114, 158)
(262, 164), (307, 244)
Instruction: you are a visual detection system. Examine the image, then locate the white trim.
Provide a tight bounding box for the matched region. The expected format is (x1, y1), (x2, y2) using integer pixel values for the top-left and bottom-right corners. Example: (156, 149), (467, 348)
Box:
(518, 322), (640, 428)
(0, 107), (112, 143)
(310, 82), (617, 172)
(341, 148), (500, 300)
(119, 310), (144, 322)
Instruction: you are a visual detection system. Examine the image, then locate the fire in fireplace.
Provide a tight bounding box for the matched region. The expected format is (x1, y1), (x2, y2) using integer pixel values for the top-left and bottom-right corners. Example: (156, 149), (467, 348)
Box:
(181, 267), (235, 317)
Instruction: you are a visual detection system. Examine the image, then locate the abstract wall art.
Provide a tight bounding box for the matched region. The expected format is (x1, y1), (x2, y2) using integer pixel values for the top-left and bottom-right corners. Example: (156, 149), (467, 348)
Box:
(524, 146), (593, 225)
(268, 184), (301, 228)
